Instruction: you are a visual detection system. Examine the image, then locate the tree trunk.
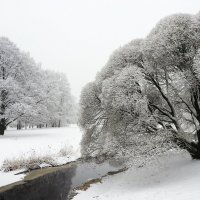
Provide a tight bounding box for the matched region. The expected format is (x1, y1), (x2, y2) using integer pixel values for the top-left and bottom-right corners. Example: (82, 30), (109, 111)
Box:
(0, 123), (6, 135)
(172, 130), (200, 159)
(17, 121), (22, 130)
(190, 129), (200, 159)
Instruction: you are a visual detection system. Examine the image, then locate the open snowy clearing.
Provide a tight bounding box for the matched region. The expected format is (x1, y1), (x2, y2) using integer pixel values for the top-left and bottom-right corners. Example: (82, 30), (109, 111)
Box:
(74, 152), (200, 200)
(0, 125), (82, 187)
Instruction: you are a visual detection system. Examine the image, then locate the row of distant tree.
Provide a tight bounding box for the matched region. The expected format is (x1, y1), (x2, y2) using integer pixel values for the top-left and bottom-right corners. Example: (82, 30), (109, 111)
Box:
(79, 12), (200, 162)
(0, 37), (77, 135)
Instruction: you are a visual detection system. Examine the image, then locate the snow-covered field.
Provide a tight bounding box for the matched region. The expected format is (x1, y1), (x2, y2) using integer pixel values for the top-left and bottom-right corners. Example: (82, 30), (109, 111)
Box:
(0, 125), (82, 187)
(74, 152), (200, 200)
(1, 127), (200, 200)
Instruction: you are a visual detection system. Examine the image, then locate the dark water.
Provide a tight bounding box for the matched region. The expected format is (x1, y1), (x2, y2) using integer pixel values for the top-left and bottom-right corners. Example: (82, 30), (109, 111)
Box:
(0, 161), (121, 200)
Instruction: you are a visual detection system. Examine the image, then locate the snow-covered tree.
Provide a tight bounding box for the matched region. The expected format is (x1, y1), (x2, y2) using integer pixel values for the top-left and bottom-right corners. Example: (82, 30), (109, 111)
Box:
(79, 42), (164, 161)
(0, 37), (76, 134)
(17, 70), (76, 128)
(42, 71), (74, 127)
(79, 12), (200, 163)
(142, 13), (200, 158)
(0, 37), (45, 135)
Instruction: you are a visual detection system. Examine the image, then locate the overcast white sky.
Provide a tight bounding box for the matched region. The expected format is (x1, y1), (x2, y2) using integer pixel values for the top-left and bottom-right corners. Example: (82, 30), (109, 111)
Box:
(0, 0), (199, 99)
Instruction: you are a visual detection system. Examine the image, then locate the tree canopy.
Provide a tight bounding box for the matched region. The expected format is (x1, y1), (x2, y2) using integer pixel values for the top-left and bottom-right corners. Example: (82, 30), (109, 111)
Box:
(79, 12), (200, 163)
(0, 37), (76, 135)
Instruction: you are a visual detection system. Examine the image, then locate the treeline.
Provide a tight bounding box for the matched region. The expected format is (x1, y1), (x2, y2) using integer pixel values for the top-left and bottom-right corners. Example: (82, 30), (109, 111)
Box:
(0, 37), (77, 135)
(79, 12), (200, 162)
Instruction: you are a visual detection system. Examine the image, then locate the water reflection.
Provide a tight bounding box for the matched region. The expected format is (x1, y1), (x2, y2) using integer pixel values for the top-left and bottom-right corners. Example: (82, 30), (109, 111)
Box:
(0, 166), (76, 200)
(0, 161), (121, 200)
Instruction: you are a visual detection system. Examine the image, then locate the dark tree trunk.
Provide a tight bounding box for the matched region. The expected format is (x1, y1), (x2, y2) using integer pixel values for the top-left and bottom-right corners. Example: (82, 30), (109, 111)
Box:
(17, 121), (22, 130)
(0, 127), (5, 135)
(172, 130), (200, 159)
(0, 120), (6, 135)
(190, 129), (200, 159)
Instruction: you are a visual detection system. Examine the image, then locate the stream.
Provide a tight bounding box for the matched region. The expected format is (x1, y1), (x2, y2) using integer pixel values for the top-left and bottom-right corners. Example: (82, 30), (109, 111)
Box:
(0, 160), (122, 200)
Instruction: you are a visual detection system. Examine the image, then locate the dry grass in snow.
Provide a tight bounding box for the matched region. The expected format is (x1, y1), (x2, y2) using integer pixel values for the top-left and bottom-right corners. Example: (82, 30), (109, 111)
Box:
(0, 125), (82, 187)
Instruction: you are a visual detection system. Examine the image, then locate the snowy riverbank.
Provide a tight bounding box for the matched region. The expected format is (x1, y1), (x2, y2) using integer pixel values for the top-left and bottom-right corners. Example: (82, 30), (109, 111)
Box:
(0, 125), (82, 187)
(74, 152), (200, 200)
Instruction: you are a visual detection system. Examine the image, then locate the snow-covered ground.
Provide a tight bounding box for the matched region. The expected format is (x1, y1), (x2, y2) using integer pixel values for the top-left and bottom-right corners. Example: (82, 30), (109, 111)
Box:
(2, 127), (200, 200)
(0, 125), (82, 187)
(74, 152), (200, 200)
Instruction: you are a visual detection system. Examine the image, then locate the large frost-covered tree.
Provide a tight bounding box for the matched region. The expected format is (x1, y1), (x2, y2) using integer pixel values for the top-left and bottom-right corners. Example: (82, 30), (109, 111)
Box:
(142, 13), (200, 158)
(0, 37), (76, 135)
(79, 12), (200, 162)
(79, 40), (162, 161)
(0, 37), (43, 135)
